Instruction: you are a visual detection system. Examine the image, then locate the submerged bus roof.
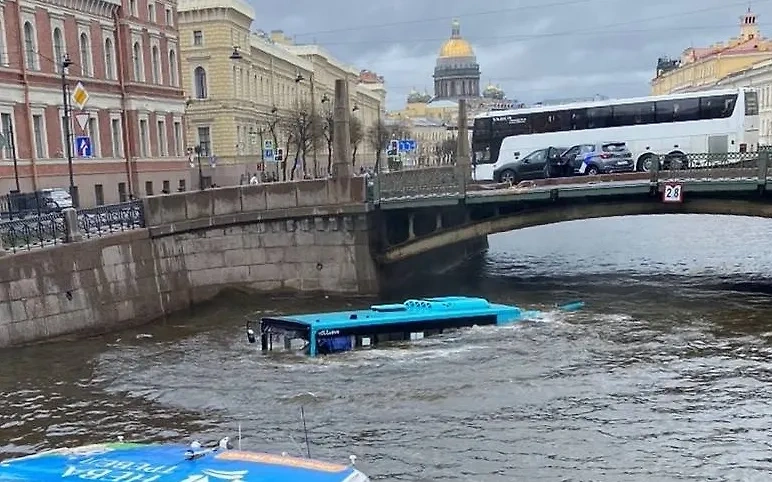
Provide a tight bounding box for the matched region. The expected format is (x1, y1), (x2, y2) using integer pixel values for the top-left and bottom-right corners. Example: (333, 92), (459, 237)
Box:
(261, 296), (518, 331)
(474, 87), (746, 120)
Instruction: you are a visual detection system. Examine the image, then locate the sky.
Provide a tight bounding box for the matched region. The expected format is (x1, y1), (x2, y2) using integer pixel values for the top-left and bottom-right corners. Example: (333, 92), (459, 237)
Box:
(250, 0), (772, 110)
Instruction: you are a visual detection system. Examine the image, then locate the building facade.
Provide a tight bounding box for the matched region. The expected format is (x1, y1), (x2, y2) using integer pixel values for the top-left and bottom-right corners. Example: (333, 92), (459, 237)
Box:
(714, 58), (772, 145)
(177, 0), (385, 184)
(651, 9), (772, 95)
(0, 0), (187, 206)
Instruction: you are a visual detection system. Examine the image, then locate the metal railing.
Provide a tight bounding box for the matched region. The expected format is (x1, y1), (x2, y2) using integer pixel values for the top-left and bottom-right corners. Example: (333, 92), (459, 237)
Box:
(0, 200), (145, 253)
(78, 201), (144, 239)
(370, 150), (772, 203)
(0, 211), (67, 253)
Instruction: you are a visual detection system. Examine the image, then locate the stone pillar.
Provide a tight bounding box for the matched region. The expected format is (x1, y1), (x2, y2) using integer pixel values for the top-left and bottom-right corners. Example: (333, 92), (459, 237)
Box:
(758, 149), (769, 186)
(456, 98), (471, 187)
(649, 153), (660, 184)
(331, 79), (352, 179)
(63, 207), (83, 243)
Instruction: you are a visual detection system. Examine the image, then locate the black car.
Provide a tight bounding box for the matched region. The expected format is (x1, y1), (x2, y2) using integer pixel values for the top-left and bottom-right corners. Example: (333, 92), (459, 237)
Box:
(493, 146), (569, 184)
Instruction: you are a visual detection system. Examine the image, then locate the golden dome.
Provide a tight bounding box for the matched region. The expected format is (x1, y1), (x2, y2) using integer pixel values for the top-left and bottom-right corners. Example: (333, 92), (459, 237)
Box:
(438, 19), (474, 58)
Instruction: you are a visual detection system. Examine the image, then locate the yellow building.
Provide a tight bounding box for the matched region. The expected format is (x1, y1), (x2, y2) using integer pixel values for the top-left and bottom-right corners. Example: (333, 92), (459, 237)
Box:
(178, 0), (385, 184)
(651, 9), (772, 95)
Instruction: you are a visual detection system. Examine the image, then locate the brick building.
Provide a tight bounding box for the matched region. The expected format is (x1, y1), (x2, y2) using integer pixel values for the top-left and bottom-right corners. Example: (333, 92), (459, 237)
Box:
(0, 0), (187, 207)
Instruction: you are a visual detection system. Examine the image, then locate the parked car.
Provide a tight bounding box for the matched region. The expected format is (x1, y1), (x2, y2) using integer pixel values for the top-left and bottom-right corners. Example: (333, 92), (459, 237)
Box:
(2, 188), (72, 218)
(560, 142), (634, 175)
(493, 146), (569, 183)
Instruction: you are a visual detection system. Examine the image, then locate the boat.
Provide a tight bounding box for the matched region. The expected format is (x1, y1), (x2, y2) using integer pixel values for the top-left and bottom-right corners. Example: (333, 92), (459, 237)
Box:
(0, 437), (370, 481)
(246, 296), (584, 357)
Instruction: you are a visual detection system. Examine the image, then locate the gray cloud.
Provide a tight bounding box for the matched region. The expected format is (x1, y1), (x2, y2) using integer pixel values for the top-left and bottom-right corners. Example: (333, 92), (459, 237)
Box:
(250, 0), (772, 109)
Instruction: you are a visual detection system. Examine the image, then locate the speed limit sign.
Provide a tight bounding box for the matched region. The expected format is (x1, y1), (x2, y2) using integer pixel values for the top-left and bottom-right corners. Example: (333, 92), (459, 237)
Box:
(663, 182), (683, 203)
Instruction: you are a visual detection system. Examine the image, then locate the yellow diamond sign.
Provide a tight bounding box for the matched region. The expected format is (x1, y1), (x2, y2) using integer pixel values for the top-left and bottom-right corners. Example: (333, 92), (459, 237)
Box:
(71, 82), (89, 110)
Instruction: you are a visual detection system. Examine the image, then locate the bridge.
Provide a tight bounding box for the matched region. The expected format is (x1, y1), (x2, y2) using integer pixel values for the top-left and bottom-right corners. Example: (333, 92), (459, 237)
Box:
(0, 150), (769, 348)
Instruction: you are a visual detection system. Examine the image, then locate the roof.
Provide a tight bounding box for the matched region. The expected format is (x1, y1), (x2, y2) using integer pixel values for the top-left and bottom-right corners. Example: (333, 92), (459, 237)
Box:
(177, 0), (254, 19)
(438, 19), (474, 58)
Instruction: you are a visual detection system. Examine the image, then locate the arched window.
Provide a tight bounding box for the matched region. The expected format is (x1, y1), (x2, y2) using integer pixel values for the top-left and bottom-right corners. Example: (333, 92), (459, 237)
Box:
(23, 22), (36, 70)
(194, 66), (207, 99)
(79, 32), (91, 76)
(53, 28), (63, 73)
(151, 46), (160, 83)
(168, 49), (177, 86)
(132, 42), (142, 81)
(104, 38), (114, 79)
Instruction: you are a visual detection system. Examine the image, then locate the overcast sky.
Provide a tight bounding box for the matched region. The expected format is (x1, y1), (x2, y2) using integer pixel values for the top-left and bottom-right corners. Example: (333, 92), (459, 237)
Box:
(250, 0), (771, 110)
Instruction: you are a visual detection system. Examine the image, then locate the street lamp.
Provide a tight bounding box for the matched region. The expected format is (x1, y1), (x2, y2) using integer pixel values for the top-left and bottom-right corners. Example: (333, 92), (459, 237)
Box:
(60, 53), (77, 206)
(194, 145), (204, 190)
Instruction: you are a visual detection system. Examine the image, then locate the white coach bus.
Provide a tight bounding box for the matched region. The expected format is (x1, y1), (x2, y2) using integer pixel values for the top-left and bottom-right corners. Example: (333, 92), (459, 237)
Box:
(470, 88), (759, 181)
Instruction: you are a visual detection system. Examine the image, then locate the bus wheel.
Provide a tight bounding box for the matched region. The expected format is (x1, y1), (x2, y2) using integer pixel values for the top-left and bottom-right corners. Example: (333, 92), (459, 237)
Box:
(637, 154), (657, 172)
(499, 169), (518, 184)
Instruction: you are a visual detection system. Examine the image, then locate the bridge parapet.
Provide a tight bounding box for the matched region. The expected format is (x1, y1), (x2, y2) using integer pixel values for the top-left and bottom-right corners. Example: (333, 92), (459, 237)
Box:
(143, 177), (367, 228)
(373, 165), (463, 202)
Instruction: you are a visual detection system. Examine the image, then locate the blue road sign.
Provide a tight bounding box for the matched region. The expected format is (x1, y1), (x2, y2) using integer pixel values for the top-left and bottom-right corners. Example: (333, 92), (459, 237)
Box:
(264, 148), (274, 160)
(398, 139), (416, 151)
(75, 136), (92, 158)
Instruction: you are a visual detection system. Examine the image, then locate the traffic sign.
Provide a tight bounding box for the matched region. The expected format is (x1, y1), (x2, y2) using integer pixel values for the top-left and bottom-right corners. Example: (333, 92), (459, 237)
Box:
(75, 136), (92, 158)
(263, 139), (273, 150)
(398, 139), (416, 151)
(663, 182), (683, 203)
(264, 148), (274, 160)
(387, 140), (398, 156)
(275, 148), (283, 161)
(74, 112), (89, 131)
(71, 82), (89, 110)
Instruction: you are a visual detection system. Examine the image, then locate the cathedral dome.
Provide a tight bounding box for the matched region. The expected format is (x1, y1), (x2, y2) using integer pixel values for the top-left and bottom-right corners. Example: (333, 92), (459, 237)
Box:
(438, 19), (474, 58)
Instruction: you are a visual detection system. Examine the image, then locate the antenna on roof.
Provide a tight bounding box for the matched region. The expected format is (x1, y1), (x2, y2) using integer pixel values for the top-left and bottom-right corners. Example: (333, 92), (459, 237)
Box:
(301, 406), (311, 458)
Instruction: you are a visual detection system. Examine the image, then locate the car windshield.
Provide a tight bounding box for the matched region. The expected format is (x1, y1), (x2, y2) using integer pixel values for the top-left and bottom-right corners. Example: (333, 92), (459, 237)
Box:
(602, 143), (627, 152)
(525, 149), (546, 162)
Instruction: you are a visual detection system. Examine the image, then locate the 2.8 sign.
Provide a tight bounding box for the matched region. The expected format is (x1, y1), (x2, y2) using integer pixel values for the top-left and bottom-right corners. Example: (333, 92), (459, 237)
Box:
(663, 182), (683, 203)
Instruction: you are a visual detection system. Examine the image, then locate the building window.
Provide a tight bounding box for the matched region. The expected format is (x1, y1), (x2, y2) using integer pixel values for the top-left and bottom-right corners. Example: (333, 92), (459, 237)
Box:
(194, 66), (207, 98)
(0, 16), (6, 66)
(104, 38), (114, 79)
(157, 120), (167, 156)
(53, 28), (64, 73)
(165, 8), (172, 26)
(173, 121), (182, 156)
(23, 21), (36, 70)
(145, 181), (153, 196)
(162, 180), (170, 193)
(94, 184), (104, 205)
(132, 41), (142, 81)
(129, 0), (137, 16)
(111, 118), (122, 157)
(32, 114), (45, 158)
(139, 119), (149, 157)
(118, 182), (127, 202)
(193, 30), (203, 46)
(151, 46), (160, 84)
(147, 2), (155, 22)
(87, 117), (99, 157)
(178, 179), (186, 192)
(168, 49), (177, 86)
(0, 113), (13, 160)
(197, 126), (211, 156)
(79, 32), (91, 76)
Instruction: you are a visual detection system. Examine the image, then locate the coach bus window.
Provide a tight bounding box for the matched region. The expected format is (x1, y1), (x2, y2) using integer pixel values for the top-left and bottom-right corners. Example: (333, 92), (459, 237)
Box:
(544, 112), (567, 132)
(569, 109), (587, 130)
(611, 103), (637, 126)
(473, 118), (491, 137)
(530, 112), (547, 133)
(655, 100), (676, 123)
(745, 91), (758, 115)
(587, 106), (612, 128)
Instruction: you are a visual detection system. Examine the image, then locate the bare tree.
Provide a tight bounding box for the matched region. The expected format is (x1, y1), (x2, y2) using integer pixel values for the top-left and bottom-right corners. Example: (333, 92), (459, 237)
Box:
(263, 110), (282, 180)
(367, 119), (412, 171)
(284, 101), (320, 180)
(320, 104), (334, 176)
(350, 116), (364, 168)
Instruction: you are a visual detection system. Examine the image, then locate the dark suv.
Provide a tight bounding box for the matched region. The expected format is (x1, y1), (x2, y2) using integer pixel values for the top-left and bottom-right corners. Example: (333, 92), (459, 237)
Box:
(561, 142), (634, 175)
(493, 146), (569, 183)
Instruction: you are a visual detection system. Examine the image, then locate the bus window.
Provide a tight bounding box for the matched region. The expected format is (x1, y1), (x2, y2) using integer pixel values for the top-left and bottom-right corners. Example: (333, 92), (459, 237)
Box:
(530, 112), (547, 133)
(700, 94), (738, 119)
(674, 98), (700, 121)
(722, 94), (737, 117)
(744, 91), (758, 116)
(587, 107), (612, 128)
(569, 109), (588, 130)
(473, 118), (491, 137)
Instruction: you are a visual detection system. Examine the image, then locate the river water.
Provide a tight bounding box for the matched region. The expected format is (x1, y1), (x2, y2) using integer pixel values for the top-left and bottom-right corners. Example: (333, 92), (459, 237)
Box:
(3, 214), (772, 481)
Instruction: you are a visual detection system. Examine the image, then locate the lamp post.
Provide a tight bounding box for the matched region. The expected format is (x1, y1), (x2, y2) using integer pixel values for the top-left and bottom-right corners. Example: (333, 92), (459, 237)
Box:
(60, 53), (77, 206)
(194, 145), (204, 190)
(6, 122), (19, 193)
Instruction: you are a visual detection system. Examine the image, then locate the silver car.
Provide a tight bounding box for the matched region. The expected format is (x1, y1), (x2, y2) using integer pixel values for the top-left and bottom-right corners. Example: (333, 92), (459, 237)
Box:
(561, 142), (634, 175)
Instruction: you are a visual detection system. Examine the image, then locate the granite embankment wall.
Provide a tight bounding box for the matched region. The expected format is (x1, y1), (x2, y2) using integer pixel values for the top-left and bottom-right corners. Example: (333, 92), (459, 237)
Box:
(0, 177), (379, 348)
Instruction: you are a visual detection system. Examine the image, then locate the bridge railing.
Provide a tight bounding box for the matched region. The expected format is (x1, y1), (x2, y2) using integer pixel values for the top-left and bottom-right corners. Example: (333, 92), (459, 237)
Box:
(371, 165), (466, 202)
(0, 200), (146, 253)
